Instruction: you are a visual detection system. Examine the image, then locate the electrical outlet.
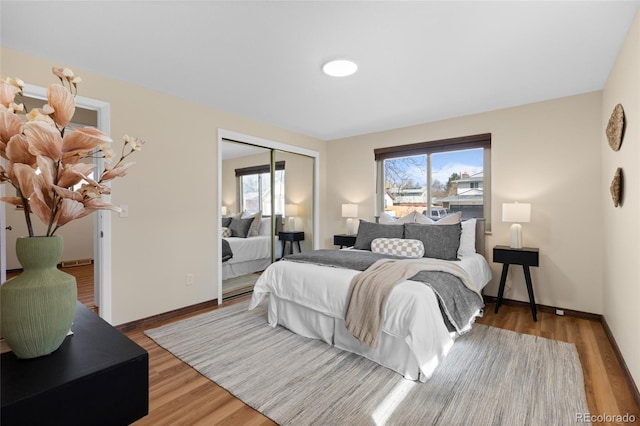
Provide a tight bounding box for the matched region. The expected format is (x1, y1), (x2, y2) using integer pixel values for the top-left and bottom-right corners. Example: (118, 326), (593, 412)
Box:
(119, 204), (129, 218)
(186, 273), (194, 286)
(555, 309), (565, 316)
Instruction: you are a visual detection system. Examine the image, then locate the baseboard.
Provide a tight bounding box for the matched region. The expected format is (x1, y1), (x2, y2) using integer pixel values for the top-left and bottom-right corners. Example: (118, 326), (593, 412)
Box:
(482, 296), (602, 322)
(116, 298), (219, 333)
(60, 258), (93, 268)
(601, 316), (640, 411)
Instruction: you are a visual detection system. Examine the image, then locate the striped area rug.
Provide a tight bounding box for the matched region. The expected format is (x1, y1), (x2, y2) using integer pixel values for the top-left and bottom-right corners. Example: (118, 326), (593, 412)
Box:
(145, 300), (591, 425)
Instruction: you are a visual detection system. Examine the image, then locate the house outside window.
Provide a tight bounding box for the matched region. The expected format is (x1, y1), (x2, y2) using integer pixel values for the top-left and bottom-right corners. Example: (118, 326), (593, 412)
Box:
(375, 134), (491, 228)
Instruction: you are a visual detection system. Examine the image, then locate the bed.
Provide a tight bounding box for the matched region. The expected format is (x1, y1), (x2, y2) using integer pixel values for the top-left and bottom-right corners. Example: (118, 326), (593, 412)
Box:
(249, 217), (491, 382)
(222, 215), (283, 281)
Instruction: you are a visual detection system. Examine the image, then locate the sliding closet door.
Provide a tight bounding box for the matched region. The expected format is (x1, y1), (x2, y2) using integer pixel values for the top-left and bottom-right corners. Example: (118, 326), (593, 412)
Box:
(219, 138), (316, 301)
(274, 150), (315, 254)
(220, 140), (274, 299)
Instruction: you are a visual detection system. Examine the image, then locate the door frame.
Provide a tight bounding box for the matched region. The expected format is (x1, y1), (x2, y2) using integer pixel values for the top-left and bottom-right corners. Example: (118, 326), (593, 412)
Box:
(0, 167), (6, 284)
(0, 84), (114, 322)
(217, 129), (320, 305)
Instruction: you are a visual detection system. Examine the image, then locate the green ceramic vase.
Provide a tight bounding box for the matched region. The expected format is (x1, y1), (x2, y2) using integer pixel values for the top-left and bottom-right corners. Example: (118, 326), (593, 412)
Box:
(0, 236), (77, 359)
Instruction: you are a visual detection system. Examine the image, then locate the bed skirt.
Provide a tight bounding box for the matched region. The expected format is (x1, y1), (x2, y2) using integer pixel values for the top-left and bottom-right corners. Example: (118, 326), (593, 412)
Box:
(222, 258), (272, 281)
(267, 295), (427, 381)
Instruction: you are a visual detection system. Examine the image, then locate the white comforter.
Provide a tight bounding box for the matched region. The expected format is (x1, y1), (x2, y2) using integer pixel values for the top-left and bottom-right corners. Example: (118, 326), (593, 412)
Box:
(249, 252), (492, 380)
(225, 235), (274, 264)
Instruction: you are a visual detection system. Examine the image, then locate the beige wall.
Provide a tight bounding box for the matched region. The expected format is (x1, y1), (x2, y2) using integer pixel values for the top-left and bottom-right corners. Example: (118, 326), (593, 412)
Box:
(327, 91), (604, 315)
(1, 47), (327, 325)
(602, 11), (640, 392)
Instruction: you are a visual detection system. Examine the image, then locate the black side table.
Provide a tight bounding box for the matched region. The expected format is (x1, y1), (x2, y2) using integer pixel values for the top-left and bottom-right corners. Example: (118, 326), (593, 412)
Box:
(1, 302), (149, 426)
(493, 245), (540, 321)
(334, 234), (357, 249)
(279, 231), (304, 255)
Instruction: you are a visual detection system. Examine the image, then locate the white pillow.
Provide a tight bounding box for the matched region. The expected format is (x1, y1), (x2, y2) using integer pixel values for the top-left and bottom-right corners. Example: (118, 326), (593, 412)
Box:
(258, 217), (272, 236)
(371, 238), (425, 258)
(458, 218), (477, 257)
(414, 211), (461, 225)
(379, 211), (415, 224)
(243, 211), (262, 237)
(221, 227), (232, 238)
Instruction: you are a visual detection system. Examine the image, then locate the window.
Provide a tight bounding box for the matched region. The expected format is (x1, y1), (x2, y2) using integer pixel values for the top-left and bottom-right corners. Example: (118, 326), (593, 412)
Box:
(236, 161), (285, 215)
(375, 134), (491, 228)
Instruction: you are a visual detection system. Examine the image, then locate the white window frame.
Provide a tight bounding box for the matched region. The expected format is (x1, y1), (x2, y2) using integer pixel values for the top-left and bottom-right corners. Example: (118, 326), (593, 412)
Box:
(239, 168), (285, 215)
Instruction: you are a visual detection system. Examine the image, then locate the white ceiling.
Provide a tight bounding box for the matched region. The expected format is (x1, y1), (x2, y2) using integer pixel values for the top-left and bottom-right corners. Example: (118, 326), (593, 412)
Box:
(2, 1), (639, 141)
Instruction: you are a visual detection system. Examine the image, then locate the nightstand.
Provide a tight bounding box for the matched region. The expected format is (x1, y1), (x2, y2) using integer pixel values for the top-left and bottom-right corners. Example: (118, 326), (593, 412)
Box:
(279, 231), (304, 255)
(493, 245), (540, 321)
(333, 234), (357, 249)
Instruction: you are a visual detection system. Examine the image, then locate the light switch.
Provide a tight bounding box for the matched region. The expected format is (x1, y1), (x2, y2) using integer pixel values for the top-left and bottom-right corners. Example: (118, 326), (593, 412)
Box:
(119, 204), (129, 218)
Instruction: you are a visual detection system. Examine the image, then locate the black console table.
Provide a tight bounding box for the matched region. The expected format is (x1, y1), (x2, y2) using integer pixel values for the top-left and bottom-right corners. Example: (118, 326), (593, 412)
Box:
(1, 302), (149, 426)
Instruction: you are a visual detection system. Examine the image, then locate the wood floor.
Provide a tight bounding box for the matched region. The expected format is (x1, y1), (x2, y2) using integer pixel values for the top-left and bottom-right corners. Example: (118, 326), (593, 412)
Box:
(10, 265), (637, 425)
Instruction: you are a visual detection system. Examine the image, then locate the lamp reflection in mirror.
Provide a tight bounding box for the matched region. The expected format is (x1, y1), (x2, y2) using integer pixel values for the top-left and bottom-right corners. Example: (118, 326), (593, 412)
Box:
(342, 203), (359, 236)
(285, 204), (298, 231)
(221, 205), (227, 216)
(502, 202), (531, 249)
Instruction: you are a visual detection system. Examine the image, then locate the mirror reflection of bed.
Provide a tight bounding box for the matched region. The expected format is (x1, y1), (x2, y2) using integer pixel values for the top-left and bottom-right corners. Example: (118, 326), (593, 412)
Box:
(221, 215), (283, 299)
(220, 139), (315, 301)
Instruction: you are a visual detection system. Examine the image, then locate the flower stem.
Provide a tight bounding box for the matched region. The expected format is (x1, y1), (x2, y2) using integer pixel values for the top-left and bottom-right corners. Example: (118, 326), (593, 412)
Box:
(18, 190), (34, 237)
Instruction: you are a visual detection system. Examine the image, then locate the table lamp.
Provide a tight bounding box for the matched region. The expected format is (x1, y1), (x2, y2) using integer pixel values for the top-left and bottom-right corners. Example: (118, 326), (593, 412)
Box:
(285, 204), (298, 231)
(502, 202), (531, 249)
(342, 203), (359, 236)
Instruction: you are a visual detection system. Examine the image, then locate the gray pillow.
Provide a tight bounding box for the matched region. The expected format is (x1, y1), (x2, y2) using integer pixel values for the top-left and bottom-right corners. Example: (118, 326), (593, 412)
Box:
(404, 222), (462, 260)
(229, 217), (254, 238)
(221, 217), (233, 228)
(353, 220), (404, 251)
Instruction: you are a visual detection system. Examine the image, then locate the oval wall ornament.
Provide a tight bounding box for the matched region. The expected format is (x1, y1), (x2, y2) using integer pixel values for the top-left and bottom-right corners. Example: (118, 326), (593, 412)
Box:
(610, 167), (623, 208)
(606, 103), (625, 151)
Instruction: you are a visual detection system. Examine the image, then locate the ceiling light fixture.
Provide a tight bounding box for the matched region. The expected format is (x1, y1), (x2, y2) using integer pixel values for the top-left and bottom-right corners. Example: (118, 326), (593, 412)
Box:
(322, 59), (358, 77)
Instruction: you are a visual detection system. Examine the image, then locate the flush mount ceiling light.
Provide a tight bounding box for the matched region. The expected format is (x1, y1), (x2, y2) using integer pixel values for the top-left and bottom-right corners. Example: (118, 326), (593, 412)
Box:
(322, 59), (358, 77)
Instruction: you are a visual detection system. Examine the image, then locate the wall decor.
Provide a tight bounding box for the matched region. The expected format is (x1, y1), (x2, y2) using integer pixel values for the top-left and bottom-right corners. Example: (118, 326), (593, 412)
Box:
(610, 167), (623, 207)
(606, 103), (625, 151)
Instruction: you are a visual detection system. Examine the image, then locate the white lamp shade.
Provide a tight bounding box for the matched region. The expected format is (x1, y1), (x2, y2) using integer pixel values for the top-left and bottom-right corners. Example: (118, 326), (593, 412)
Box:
(285, 204), (299, 217)
(502, 203), (531, 223)
(342, 204), (358, 218)
(221, 205), (227, 216)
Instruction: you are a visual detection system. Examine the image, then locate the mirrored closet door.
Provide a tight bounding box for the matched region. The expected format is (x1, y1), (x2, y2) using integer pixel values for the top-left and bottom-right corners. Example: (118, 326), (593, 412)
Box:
(220, 140), (275, 299)
(219, 139), (317, 302)
(274, 150), (315, 256)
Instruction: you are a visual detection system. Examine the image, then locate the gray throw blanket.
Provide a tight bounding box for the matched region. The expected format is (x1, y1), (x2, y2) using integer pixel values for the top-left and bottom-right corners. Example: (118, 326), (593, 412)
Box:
(222, 239), (233, 263)
(284, 250), (484, 347)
